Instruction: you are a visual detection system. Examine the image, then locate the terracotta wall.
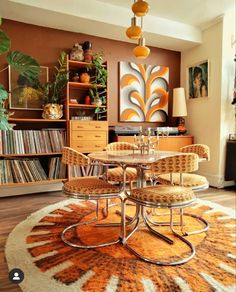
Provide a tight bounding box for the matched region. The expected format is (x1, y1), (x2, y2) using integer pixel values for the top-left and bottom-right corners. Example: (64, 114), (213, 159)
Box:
(0, 19), (180, 127)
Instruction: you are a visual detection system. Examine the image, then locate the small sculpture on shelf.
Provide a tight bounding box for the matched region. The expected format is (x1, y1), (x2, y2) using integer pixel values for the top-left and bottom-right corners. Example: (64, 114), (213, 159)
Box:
(42, 103), (63, 119)
(70, 43), (84, 61)
(83, 41), (92, 63)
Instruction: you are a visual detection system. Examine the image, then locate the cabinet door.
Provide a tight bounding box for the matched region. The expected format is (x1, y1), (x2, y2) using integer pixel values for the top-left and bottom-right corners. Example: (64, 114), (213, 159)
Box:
(159, 137), (193, 151)
(115, 135), (193, 151)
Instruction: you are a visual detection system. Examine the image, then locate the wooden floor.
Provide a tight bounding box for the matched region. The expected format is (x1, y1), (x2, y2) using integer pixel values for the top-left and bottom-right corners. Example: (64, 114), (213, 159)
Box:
(0, 187), (235, 291)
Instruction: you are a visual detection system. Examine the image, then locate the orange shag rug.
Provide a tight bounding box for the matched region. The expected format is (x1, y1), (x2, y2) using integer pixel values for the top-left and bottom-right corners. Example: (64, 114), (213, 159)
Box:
(5, 198), (236, 292)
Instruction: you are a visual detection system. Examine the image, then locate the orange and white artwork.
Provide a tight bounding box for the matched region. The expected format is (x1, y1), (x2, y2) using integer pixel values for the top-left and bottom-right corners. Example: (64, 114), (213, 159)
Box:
(119, 61), (169, 122)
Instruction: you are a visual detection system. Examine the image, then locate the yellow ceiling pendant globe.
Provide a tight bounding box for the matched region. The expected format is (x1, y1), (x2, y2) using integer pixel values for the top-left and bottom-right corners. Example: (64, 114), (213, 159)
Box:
(126, 17), (143, 39)
(132, 0), (150, 17)
(133, 37), (150, 59)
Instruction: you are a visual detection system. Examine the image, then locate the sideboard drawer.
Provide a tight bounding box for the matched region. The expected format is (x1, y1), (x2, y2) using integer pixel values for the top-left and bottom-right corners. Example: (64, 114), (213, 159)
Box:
(71, 131), (107, 141)
(71, 121), (108, 131)
(71, 141), (106, 153)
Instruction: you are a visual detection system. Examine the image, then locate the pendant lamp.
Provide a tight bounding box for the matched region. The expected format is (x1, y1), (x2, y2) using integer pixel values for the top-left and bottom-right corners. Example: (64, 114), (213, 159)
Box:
(133, 37), (150, 59)
(126, 17), (143, 39)
(132, 0), (149, 17)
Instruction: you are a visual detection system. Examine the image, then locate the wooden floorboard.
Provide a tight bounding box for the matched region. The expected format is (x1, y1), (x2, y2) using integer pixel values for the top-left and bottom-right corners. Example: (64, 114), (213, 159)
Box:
(0, 187), (235, 291)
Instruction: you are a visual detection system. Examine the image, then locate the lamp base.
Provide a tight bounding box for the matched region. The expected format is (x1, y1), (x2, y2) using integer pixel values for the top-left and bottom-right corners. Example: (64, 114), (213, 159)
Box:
(177, 117), (187, 135)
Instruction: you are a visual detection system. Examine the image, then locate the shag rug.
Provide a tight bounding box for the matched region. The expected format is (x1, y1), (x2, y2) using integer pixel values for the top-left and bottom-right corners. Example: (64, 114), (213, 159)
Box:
(5, 198), (236, 292)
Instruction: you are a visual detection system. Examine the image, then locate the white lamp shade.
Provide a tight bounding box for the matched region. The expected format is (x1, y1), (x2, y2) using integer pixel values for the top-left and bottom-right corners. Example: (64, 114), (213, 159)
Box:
(172, 87), (187, 117)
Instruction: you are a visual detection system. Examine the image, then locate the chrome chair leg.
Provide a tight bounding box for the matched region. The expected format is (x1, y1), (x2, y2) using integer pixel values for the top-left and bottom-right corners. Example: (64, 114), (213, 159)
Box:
(61, 198), (121, 249)
(121, 202), (196, 266)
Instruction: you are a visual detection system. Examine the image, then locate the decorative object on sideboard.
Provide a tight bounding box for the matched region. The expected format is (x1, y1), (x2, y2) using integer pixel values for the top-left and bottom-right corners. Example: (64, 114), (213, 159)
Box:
(42, 51), (68, 119)
(70, 43), (84, 61)
(126, 1), (150, 59)
(0, 17), (40, 130)
(119, 61), (169, 122)
(188, 60), (208, 99)
(172, 87), (187, 135)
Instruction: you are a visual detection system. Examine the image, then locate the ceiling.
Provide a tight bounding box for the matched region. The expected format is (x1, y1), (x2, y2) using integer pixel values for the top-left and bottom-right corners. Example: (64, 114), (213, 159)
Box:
(0, 0), (235, 51)
(98, 0), (235, 29)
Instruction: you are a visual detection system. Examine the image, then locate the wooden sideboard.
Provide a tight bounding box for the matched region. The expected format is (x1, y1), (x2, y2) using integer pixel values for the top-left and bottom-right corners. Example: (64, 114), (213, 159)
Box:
(113, 135), (194, 151)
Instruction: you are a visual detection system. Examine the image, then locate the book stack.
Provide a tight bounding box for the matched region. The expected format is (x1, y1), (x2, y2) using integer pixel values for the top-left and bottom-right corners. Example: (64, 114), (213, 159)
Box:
(0, 159), (48, 184)
(48, 157), (66, 179)
(0, 129), (66, 154)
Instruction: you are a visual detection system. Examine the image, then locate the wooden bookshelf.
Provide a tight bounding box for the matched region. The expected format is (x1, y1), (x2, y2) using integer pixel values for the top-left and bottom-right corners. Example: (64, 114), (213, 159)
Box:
(69, 104), (106, 109)
(9, 118), (67, 123)
(1, 178), (66, 187)
(68, 82), (104, 89)
(0, 152), (63, 157)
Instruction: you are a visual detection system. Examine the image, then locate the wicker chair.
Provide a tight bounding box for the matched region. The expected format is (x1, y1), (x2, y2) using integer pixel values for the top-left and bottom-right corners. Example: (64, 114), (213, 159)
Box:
(61, 147), (122, 249)
(104, 142), (138, 188)
(157, 144), (210, 191)
(121, 153), (208, 266)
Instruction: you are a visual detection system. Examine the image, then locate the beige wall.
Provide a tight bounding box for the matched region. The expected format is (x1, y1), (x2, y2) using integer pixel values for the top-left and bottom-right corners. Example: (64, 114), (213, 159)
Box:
(181, 11), (235, 187)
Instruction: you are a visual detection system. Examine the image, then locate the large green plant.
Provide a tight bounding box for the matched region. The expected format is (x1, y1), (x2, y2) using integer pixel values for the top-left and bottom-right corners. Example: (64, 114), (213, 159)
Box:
(0, 19), (40, 130)
(44, 51), (68, 104)
(88, 52), (107, 119)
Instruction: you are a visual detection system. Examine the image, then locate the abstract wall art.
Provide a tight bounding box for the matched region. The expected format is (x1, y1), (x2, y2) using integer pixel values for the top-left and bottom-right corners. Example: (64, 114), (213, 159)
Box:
(119, 61), (169, 122)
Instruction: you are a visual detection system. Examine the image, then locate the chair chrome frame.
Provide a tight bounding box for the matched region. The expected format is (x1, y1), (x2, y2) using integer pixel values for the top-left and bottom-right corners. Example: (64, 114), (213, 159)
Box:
(61, 188), (123, 249)
(121, 194), (196, 266)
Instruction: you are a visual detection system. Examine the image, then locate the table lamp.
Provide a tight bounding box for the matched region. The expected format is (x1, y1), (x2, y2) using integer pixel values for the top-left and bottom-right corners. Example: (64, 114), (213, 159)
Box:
(172, 87), (187, 134)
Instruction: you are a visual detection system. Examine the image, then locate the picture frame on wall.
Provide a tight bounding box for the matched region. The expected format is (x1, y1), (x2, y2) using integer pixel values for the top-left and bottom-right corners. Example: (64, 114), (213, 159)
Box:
(8, 66), (49, 110)
(187, 60), (209, 99)
(119, 61), (169, 122)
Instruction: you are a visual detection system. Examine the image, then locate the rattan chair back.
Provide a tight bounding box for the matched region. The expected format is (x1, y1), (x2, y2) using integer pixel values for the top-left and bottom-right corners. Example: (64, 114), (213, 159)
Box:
(62, 147), (90, 167)
(105, 142), (138, 151)
(150, 153), (199, 175)
(180, 144), (210, 160)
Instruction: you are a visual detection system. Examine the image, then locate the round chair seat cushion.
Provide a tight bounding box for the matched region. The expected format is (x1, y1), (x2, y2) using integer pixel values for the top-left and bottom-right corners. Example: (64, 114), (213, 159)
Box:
(157, 173), (209, 188)
(64, 177), (120, 195)
(106, 167), (137, 182)
(130, 185), (195, 204)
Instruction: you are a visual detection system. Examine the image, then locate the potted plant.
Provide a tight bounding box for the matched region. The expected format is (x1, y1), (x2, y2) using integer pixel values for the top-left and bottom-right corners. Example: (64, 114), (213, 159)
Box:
(42, 51), (68, 119)
(0, 18), (40, 129)
(88, 52), (107, 119)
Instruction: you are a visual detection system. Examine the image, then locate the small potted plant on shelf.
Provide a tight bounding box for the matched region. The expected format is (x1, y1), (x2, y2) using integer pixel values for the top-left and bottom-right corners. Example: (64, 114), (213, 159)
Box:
(88, 52), (107, 119)
(0, 18), (40, 129)
(42, 51), (68, 119)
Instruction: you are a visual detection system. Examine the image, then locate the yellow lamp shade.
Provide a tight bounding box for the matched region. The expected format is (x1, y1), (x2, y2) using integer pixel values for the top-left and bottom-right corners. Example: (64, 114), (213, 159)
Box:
(133, 45), (150, 59)
(132, 0), (150, 17)
(126, 25), (142, 39)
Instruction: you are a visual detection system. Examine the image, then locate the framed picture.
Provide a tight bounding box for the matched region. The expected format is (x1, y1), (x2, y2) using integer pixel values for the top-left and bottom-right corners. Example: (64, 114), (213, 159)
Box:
(119, 61), (169, 122)
(8, 66), (49, 110)
(187, 60), (209, 99)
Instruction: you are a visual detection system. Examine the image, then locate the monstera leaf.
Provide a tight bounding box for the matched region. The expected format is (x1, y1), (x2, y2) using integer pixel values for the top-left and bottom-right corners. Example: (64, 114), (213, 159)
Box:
(7, 51), (40, 80)
(0, 84), (8, 101)
(0, 30), (10, 55)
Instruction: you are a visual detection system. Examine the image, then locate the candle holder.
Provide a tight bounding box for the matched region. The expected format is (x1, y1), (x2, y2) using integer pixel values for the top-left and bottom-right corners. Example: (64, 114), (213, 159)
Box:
(134, 128), (159, 154)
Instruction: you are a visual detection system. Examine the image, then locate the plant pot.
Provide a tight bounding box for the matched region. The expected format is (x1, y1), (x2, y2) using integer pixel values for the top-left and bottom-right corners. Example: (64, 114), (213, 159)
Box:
(42, 103), (63, 119)
(91, 99), (102, 107)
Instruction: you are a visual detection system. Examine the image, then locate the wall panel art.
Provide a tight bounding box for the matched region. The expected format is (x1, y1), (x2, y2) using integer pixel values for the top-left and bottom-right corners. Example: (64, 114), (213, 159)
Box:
(119, 61), (169, 122)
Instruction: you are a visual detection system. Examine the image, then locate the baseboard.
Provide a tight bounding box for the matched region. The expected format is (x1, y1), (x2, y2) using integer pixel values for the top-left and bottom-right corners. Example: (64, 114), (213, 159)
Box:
(196, 171), (235, 188)
(0, 183), (63, 197)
